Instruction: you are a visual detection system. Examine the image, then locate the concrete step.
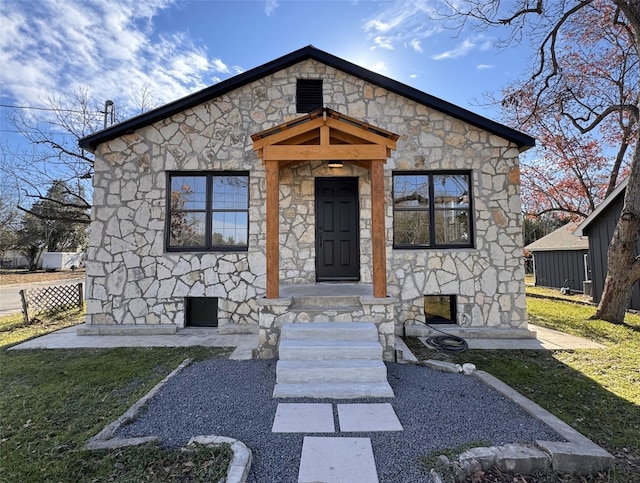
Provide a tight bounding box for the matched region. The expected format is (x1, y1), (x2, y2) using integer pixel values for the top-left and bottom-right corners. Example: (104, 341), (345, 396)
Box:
(273, 381), (395, 399)
(276, 359), (388, 384)
(290, 295), (361, 309)
(278, 339), (382, 360)
(280, 322), (378, 342)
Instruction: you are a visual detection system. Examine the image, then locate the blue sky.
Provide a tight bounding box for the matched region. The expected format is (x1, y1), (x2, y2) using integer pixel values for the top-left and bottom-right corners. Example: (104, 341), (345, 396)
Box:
(0, 0), (533, 151)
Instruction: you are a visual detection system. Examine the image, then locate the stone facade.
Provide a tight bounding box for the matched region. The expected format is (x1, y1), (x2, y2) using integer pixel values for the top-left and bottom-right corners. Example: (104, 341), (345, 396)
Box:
(85, 57), (528, 354)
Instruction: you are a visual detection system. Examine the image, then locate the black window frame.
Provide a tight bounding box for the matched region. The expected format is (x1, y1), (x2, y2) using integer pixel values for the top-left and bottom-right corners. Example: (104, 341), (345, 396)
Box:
(166, 171), (249, 252)
(392, 171), (474, 249)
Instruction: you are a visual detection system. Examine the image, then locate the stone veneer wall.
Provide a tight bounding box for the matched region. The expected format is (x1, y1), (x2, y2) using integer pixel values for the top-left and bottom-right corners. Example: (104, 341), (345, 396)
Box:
(86, 58), (526, 341)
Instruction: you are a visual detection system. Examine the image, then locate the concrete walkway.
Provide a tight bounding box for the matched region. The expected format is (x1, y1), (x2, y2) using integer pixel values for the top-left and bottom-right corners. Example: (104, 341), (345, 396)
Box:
(9, 324), (258, 360)
(9, 321), (606, 355)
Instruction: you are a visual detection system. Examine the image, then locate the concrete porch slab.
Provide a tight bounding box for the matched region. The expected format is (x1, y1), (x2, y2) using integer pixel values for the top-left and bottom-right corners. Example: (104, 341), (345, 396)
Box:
(298, 437), (378, 483)
(271, 403), (335, 433)
(418, 324), (605, 351)
(9, 324), (259, 360)
(337, 403), (403, 432)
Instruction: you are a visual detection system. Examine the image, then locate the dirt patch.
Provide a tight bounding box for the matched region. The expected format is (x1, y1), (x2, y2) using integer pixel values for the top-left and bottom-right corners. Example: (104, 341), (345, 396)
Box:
(0, 269), (86, 286)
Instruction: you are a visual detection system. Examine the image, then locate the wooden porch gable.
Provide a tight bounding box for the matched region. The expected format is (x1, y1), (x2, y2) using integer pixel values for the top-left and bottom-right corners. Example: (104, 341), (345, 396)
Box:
(251, 108), (399, 299)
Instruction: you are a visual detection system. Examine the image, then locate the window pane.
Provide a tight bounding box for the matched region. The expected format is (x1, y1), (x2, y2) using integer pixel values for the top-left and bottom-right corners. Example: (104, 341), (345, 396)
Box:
(169, 212), (206, 246)
(170, 176), (207, 210)
(433, 175), (469, 209)
(434, 210), (469, 244)
(424, 295), (456, 323)
(212, 176), (248, 210)
(393, 175), (429, 207)
(394, 211), (429, 245)
(212, 211), (248, 246)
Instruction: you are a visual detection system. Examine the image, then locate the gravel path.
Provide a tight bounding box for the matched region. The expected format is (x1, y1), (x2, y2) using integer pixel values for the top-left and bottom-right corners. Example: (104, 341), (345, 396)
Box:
(116, 359), (565, 482)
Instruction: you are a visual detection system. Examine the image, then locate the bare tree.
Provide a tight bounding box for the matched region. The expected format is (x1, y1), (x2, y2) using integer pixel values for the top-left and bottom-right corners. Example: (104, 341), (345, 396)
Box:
(441, 0), (639, 324)
(1, 84), (161, 225)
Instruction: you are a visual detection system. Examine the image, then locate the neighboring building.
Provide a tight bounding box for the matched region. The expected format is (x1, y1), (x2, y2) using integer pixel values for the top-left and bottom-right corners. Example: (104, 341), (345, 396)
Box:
(524, 222), (589, 293)
(78, 46), (535, 360)
(575, 178), (640, 310)
(0, 249), (34, 270)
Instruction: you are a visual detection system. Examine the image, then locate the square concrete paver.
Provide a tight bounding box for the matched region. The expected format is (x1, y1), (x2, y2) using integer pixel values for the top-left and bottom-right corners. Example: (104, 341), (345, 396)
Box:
(272, 403), (335, 433)
(298, 436), (378, 483)
(338, 403), (403, 432)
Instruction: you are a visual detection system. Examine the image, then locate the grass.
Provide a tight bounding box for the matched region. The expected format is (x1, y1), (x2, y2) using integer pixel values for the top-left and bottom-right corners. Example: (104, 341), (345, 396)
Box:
(406, 300), (640, 481)
(0, 311), (235, 481)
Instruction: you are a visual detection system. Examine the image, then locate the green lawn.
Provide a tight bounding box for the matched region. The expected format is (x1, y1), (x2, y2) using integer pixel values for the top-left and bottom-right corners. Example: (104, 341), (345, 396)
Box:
(406, 299), (640, 481)
(0, 314), (234, 481)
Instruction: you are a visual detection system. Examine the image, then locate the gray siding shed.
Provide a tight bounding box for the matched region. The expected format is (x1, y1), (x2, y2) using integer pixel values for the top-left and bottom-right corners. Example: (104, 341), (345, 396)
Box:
(525, 223), (589, 292)
(577, 181), (640, 310)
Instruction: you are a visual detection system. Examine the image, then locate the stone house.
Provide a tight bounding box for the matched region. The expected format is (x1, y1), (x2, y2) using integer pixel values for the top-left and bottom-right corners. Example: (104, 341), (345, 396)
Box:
(79, 46), (535, 361)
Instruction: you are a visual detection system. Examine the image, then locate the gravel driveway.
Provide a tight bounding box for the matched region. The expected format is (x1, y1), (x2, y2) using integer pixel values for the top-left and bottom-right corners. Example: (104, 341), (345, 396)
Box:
(115, 359), (565, 482)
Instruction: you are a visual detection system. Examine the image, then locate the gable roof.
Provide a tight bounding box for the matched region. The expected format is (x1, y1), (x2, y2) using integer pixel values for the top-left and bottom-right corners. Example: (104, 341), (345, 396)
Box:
(78, 45), (535, 152)
(524, 222), (589, 252)
(574, 178), (628, 237)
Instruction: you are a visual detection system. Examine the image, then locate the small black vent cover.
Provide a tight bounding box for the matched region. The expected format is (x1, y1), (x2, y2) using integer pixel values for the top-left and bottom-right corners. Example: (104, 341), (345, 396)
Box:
(296, 79), (323, 113)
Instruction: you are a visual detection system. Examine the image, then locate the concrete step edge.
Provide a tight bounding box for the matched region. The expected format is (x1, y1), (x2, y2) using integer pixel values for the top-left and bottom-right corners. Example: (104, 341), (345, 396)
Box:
(273, 381), (395, 399)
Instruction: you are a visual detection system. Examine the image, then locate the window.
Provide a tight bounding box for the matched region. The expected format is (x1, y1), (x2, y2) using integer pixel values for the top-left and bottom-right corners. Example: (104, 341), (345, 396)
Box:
(185, 297), (218, 327)
(296, 79), (323, 113)
(393, 172), (472, 248)
(167, 172), (249, 251)
(424, 295), (456, 324)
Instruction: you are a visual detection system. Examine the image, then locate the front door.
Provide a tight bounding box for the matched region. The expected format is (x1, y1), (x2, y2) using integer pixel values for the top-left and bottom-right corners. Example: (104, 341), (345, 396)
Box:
(315, 177), (360, 281)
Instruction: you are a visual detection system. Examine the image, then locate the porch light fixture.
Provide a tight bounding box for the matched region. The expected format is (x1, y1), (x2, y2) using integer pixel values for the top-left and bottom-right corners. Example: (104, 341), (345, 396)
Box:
(327, 160), (343, 168)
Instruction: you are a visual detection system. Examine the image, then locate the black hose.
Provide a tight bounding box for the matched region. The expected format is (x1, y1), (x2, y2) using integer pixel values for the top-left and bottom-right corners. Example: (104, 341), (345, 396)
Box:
(404, 319), (469, 353)
(424, 334), (468, 353)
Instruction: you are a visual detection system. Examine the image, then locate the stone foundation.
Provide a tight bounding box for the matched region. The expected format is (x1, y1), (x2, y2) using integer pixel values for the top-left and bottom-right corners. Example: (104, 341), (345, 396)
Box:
(256, 295), (398, 361)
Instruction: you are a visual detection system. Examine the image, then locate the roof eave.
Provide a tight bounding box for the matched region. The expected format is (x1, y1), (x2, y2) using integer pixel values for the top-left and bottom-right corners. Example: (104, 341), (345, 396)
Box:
(574, 178), (629, 236)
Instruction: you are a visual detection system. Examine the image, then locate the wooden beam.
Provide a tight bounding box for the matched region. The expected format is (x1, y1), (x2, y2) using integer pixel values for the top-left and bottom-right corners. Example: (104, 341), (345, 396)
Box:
(265, 160), (279, 298)
(370, 159), (387, 298)
(320, 125), (330, 146)
(263, 144), (387, 161)
(252, 117), (325, 150)
(325, 117), (397, 150)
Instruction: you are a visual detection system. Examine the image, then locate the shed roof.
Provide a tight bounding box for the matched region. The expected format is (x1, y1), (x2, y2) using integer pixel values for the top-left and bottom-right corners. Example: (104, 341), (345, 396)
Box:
(525, 222), (589, 252)
(78, 45), (535, 152)
(574, 178), (628, 237)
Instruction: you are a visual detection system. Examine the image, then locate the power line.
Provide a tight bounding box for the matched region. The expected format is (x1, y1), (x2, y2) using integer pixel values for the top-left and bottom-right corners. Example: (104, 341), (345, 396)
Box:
(0, 103), (92, 114)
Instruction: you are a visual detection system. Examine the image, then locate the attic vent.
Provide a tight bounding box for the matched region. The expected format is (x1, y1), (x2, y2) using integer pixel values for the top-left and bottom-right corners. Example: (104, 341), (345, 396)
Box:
(296, 79), (323, 113)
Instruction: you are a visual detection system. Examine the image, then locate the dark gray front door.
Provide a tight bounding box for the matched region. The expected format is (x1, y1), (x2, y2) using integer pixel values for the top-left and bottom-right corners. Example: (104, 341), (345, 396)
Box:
(315, 177), (360, 281)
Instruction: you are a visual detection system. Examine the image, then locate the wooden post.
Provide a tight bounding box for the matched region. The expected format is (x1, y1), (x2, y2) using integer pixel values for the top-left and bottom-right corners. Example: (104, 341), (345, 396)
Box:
(265, 160), (280, 298)
(19, 289), (29, 324)
(370, 159), (387, 298)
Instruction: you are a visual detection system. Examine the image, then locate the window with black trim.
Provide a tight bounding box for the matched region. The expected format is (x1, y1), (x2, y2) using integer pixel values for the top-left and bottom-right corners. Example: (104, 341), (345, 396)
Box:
(393, 171), (472, 248)
(424, 295), (457, 324)
(296, 79), (323, 113)
(167, 172), (249, 251)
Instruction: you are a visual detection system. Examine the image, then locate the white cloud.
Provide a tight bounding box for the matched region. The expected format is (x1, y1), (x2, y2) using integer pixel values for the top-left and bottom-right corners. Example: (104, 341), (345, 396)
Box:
(373, 36), (394, 50)
(264, 0), (279, 16)
(363, 1), (441, 51)
(432, 39), (476, 60)
(0, 0), (233, 121)
(364, 19), (392, 33)
(369, 62), (388, 74)
(477, 64), (494, 70)
(212, 59), (230, 74)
